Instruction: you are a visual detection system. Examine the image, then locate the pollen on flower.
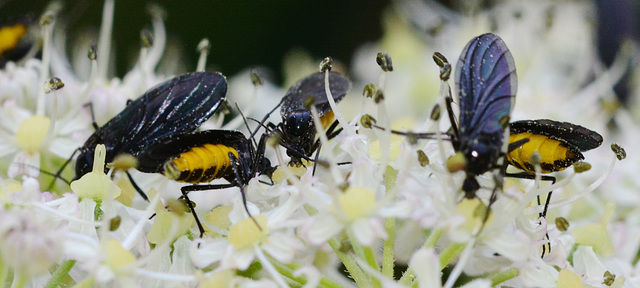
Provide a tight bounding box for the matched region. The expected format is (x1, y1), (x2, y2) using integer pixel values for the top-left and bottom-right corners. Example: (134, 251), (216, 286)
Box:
(105, 239), (136, 270)
(16, 116), (50, 153)
(204, 205), (233, 237)
(228, 215), (268, 249)
(114, 174), (136, 206)
(271, 161), (310, 182)
(556, 269), (583, 288)
(197, 270), (235, 288)
(70, 144), (121, 200)
(0, 178), (22, 201)
(337, 186), (375, 221)
(146, 209), (194, 245)
(572, 202), (615, 256)
(457, 198), (492, 233)
(369, 135), (404, 162)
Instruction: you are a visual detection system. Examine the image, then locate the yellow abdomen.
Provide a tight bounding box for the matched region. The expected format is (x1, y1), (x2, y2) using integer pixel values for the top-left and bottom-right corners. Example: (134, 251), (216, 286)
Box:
(507, 133), (579, 173)
(163, 144), (239, 183)
(0, 24), (26, 57)
(320, 110), (335, 130)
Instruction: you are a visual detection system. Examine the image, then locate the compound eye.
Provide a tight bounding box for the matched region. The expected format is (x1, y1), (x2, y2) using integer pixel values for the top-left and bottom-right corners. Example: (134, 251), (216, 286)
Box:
(285, 112), (313, 136)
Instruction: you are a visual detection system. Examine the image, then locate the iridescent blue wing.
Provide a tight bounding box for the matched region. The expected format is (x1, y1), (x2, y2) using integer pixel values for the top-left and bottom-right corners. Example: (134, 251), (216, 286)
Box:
(280, 71), (350, 118)
(455, 33), (517, 140)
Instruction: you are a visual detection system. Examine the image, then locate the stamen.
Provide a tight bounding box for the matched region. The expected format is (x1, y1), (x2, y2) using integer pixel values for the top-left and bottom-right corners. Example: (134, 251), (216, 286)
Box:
(134, 268), (195, 282)
(522, 174), (574, 216)
(42, 77), (64, 148)
(221, 71), (261, 130)
(544, 153), (619, 212)
(36, 11), (55, 116)
(309, 102), (341, 182)
(253, 247), (289, 288)
(322, 58), (353, 135)
(137, 29), (152, 76)
(143, 5), (166, 71)
(196, 38), (210, 72)
(443, 236), (476, 288)
(371, 53), (393, 184)
(97, 0), (115, 79)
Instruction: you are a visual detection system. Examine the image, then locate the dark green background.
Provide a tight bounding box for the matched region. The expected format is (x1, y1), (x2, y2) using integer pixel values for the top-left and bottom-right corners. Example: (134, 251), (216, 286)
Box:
(1, 0), (389, 83)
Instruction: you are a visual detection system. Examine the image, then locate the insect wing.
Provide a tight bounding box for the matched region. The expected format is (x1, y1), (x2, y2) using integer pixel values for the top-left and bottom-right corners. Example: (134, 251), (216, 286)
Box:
(280, 71), (350, 118)
(98, 72), (227, 156)
(455, 33), (517, 139)
(136, 130), (247, 173)
(510, 119), (603, 152)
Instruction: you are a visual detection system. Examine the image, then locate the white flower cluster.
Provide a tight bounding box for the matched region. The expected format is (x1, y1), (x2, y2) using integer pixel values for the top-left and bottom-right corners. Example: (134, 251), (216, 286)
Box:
(0, 0), (636, 287)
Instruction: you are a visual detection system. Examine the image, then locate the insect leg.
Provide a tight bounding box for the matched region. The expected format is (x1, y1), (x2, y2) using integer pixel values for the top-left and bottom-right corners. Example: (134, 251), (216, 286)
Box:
(443, 87), (459, 143)
(47, 148), (80, 191)
(181, 183), (235, 237)
(125, 171), (149, 201)
(83, 102), (99, 130)
(506, 171), (556, 257)
(250, 97), (285, 140)
(228, 152), (262, 231)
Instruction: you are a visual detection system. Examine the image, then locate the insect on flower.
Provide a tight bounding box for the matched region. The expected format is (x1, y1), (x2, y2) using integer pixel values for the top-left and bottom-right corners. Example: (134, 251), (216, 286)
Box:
(258, 71), (351, 167)
(445, 33), (517, 203)
(368, 33), (518, 225)
(433, 35), (603, 255)
(135, 129), (276, 236)
(506, 119), (603, 256)
(52, 72), (228, 199)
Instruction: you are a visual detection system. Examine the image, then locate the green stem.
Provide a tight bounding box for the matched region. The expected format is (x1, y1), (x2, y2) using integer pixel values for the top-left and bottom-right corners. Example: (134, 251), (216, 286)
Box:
(489, 267), (519, 286)
(382, 166), (397, 279)
(382, 217), (395, 278)
(328, 238), (371, 288)
(45, 260), (76, 288)
(304, 205), (366, 286)
(346, 229), (381, 288)
(424, 228), (443, 248)
(346, 229), (367, 264)
(282, 277), (303, 288)
(439, 242), (465, 270)
(363, 246), (382, 288)
(271, 260), (345, 288)
(70, 276), (95, 288)
(398, 228), (443, 285)
(0, 257), (8, 288)
(10, 271), (27, 288)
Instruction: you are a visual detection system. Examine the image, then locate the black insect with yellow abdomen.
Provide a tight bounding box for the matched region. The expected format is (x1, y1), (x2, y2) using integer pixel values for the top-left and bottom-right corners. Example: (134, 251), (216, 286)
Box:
(507, 119), (603, 173)
(0, 16), (36, 67)
(505, 119), (602, 257)
(136, 129), (275, 236)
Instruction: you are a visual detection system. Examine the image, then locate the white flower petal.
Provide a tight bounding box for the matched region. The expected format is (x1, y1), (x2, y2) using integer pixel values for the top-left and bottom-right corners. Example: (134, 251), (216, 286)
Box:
(409, 248), (441, 288)
(262, 233), (303, 263)
(221, 246), (255, 270)
(189, 238), (229, 269)
(299, 214), (343, 245)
